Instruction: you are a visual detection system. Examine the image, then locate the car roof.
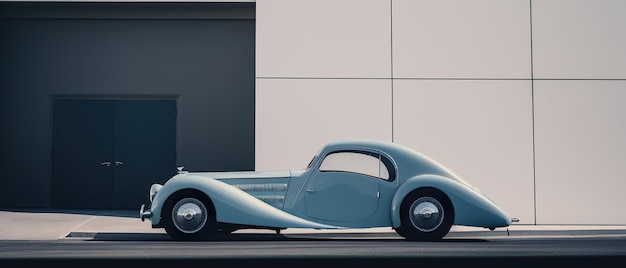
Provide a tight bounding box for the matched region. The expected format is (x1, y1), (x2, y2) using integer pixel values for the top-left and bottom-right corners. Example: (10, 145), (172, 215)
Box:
(321, 139), (464, 183)
(323, 139), (415, 155)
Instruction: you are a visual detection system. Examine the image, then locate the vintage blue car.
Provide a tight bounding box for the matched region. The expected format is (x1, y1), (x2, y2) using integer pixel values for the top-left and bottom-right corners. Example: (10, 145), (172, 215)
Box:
(140, 139), (515, 241)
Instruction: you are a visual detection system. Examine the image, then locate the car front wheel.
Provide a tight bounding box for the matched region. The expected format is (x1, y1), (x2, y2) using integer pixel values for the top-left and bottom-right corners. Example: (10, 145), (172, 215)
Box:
(395, 188), (454, 241)
(163, 192), (214, 240)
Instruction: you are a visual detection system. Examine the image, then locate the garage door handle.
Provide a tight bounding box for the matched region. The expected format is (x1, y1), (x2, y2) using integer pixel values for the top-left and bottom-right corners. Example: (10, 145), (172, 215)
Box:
(100, 161), (111, 167)
(115, 161), (124, 166)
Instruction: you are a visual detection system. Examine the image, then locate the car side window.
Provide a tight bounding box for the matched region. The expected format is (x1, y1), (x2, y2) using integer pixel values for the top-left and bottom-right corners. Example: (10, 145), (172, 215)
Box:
(319, 150), (393, 181)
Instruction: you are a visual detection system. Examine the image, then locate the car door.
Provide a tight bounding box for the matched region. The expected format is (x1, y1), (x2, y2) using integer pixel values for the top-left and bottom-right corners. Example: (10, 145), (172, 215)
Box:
(303, 150), (388, 222)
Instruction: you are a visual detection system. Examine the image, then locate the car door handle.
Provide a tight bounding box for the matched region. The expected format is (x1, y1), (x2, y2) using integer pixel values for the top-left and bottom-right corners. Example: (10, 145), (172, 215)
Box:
(100, 161), (111, 167)
(306, 189), (315, 193)
(115, 161), (124, 166)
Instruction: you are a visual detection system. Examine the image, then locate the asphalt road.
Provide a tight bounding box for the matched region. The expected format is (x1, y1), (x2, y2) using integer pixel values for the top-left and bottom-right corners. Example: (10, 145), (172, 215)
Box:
(1, 230), (625, 267)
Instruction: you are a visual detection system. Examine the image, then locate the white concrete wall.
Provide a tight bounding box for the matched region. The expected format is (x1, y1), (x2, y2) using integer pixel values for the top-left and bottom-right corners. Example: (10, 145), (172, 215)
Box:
(255, 0), (392, 171)
(255, 0), (626, 225)
(530, 0), (626, 225)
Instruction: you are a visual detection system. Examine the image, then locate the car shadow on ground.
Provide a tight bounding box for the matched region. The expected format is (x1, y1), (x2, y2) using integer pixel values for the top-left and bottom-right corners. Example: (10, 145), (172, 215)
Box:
(82, 232), (489, 242)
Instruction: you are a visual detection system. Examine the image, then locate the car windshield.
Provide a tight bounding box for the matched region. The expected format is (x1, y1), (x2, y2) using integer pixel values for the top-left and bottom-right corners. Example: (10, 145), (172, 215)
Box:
(306, 146), (325, 169)
(306, 155), (317, 169)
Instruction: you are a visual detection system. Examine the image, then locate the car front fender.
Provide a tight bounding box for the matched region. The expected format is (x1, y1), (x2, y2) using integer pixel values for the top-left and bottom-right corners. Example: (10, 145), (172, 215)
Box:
(150, 174), (341, 229)
(391, 174), (511, 229)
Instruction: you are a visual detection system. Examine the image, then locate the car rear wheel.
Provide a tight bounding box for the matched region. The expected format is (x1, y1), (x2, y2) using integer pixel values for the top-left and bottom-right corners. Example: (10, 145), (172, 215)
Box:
(163, 191), (215, 240)
(395, 188), (454, 241)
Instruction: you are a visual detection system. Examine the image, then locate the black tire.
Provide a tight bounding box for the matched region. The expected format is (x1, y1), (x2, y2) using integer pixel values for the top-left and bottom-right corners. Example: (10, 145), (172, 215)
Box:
(395, 187), (454, 241)
(162, 190), (215, 241)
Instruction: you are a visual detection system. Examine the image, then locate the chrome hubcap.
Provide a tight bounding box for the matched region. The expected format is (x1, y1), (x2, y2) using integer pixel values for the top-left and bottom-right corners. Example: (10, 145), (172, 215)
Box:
(409, 197), (444, 232)
(172, 198), (207, 233)
(183, 212), (194, 221)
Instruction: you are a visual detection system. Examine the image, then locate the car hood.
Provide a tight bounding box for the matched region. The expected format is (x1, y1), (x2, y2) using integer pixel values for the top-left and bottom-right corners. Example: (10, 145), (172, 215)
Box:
(190, 170), (294, 180)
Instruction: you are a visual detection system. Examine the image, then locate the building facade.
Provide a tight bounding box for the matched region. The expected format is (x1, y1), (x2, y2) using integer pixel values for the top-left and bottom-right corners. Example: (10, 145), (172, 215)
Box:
(1, 0), (625, 226)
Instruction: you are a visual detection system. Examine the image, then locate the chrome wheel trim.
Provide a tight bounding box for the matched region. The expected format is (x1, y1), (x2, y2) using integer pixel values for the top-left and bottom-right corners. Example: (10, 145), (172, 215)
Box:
(409, 196), (444, 232)
(171, 197), (208, 234)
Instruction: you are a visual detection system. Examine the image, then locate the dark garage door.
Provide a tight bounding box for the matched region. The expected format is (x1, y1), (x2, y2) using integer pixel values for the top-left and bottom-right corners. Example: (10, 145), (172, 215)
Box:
(52, 99), (176, 209)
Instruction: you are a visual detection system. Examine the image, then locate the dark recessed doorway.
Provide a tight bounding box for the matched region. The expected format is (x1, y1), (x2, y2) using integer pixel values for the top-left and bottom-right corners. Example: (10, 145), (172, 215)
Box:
(51, 99), (176, 209)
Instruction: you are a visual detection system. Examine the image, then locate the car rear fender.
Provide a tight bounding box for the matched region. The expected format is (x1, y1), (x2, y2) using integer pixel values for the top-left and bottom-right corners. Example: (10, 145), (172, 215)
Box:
(391, 174), (511, 229)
